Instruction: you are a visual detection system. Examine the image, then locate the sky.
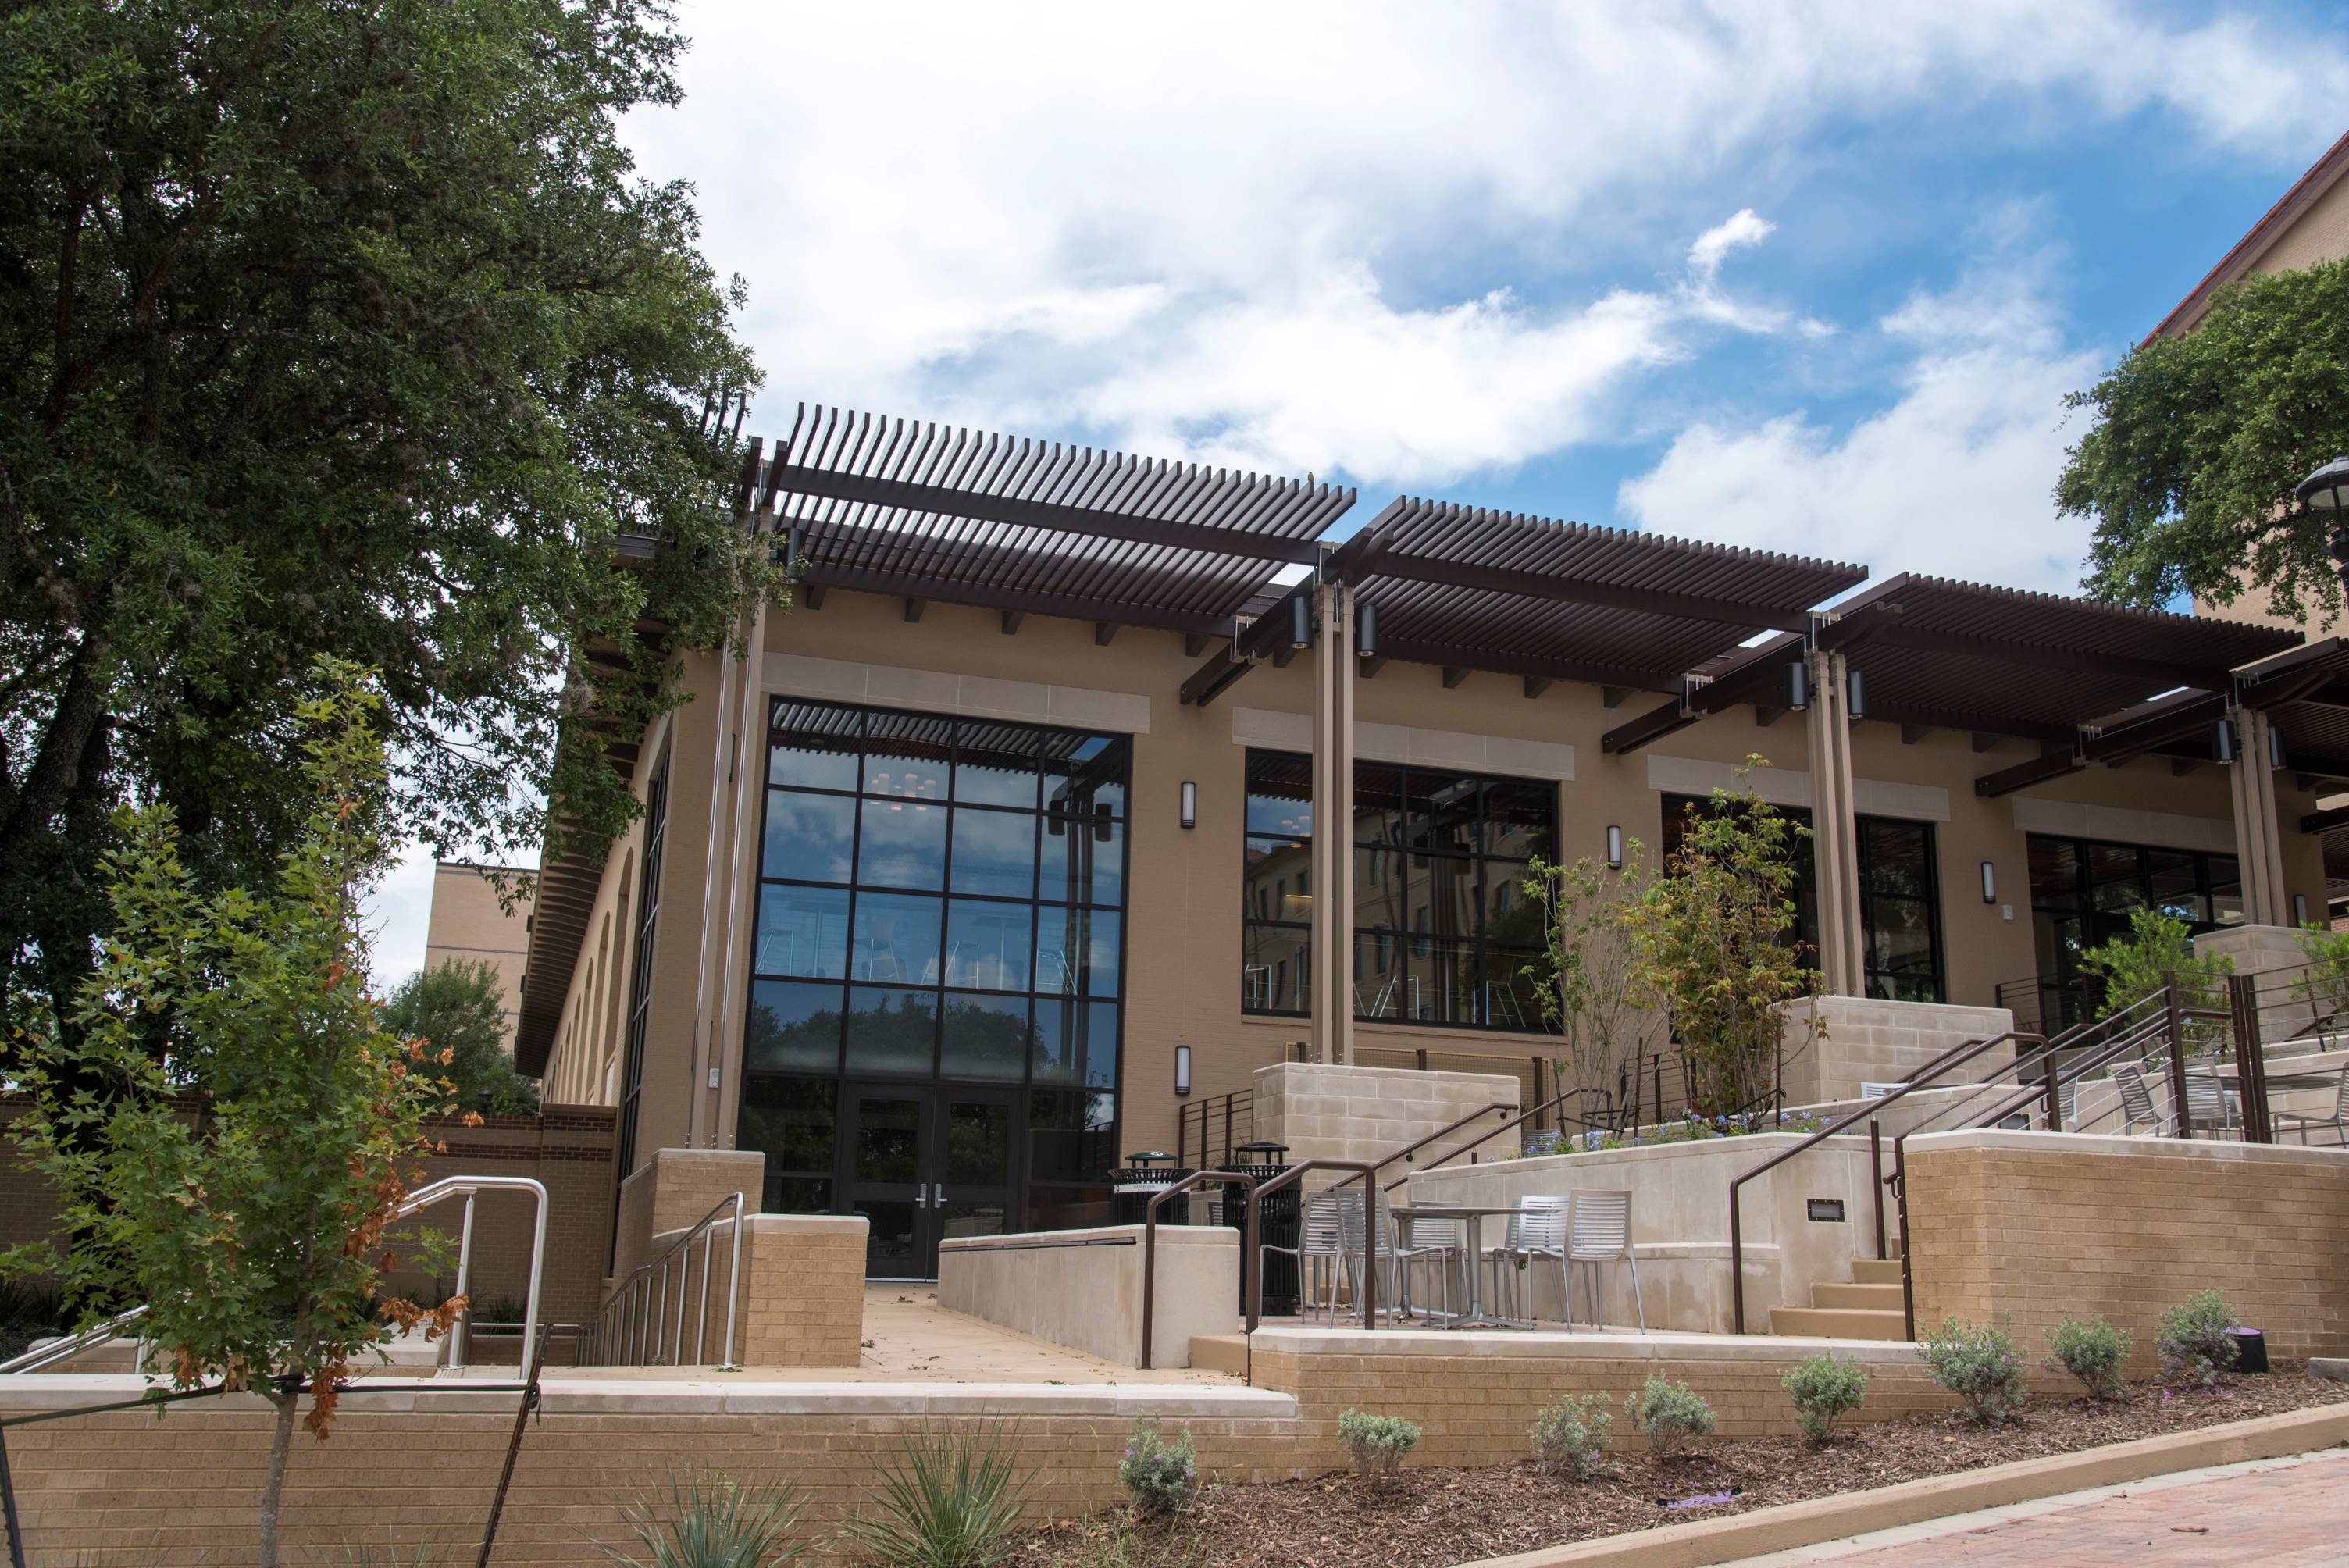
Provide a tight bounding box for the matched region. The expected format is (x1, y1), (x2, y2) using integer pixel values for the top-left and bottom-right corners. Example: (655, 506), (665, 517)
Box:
(365, 0), (2349, 991)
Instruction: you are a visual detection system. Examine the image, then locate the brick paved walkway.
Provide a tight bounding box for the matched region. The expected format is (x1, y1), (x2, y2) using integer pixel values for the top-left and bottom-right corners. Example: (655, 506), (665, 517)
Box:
(1734, 1450), (2349, 1565)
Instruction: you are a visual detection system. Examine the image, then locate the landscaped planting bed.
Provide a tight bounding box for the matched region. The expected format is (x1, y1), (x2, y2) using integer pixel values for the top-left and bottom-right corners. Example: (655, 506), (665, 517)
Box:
(1007, 1368), (2349, 1567)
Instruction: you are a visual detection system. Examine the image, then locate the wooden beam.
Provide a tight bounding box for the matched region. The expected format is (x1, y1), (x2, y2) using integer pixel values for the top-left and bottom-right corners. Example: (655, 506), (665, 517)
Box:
(1602, 698), (1698, 756)
(804, 583), (826, 610)
(1901, 725), (1934, 746)
(1184, 632), (1209, 657)
(1442, 666), (1470, 690)
(2301, 802), (2349, 835)
(1602, 686), (1633, 709)
(1271, 645), (1300, 668)
(1360, 655), (1388, 679)
(1970, 732), (1995, 753)
(1094, 622), (1117, 647)
(1977, 747), (2084, 798)
(903, 597), (926, 624)
(1754, 706), (1784, 727)
(1000, 610), (1025, 636)
(1867, 623), (2226, 692)
(1523, 677), (1551, 699)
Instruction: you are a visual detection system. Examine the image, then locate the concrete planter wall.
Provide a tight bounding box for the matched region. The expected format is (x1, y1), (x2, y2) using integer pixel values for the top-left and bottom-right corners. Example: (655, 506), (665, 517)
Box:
(938, 1222), (1238, 1367)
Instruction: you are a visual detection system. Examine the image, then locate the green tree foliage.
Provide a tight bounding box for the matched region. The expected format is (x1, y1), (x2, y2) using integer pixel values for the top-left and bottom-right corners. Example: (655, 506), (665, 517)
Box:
(2061, 260), (2349, 619)
(0, 660), (459, 1566)
(380, 959), (540, 1116)
(0, 0), (779, 1042)
(2078, 909), (2232, 1041)
(1617, 761), (1819, 1117)
(1522, 845), (1664, 1129)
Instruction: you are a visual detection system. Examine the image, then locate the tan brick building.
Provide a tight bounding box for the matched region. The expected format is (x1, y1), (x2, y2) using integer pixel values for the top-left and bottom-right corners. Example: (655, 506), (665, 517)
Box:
(422, 861), (537, 1045)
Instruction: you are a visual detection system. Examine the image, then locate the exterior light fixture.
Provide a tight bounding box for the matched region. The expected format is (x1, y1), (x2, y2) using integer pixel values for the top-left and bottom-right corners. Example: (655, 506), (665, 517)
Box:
(2269, 725), (2287, 769)
(1787, 661), (1810, 711)
(1174, 1045), (1192, 1096)
(2297, 457), (2349, 592)
(1846, 668), (1866, 720)
(1355, 600), (1379, 659)
(1606, 825), (1623, 870)
(1094, 801), (1114, 843)
(1289, 592), (1313, 649)
(1179, 779), (1196, 829)
(2294, 893), (2311, 928)
(2213, 718), (2237, 764)
(1980, 861), (1997, 903)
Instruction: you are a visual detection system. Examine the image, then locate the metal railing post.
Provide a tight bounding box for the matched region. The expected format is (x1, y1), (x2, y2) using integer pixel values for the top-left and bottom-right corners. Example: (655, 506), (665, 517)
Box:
(2230, 971), (2272, 1144)
(2163, 972), (2194, 1137)
(447, 1192), (477, 1374)
(1893, 1135), (1915, 1339)
(1869, 1119), (1885, 1262)
(695, 1219), (715, 1365)
(718, 1193), (743, 1371)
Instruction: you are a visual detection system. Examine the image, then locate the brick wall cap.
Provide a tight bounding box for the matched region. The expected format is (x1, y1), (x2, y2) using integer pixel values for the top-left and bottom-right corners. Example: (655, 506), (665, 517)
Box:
(1909, 1128), (2349, 1167)
(1246, 1327), (1923, 1364)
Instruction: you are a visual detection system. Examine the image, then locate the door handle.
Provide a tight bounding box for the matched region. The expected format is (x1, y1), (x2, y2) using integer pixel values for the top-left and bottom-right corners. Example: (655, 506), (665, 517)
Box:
(915, 1183), (931, 1209)
(935, 1186), (946, 1207)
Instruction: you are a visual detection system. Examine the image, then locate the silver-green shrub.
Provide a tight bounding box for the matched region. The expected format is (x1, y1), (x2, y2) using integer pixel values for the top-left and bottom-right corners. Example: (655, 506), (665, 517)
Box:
(1916, 1317), (2027, 1426)
(1528, 1394), (1613, 1479)
(1624, 1372), (1716, 1459)
(1117, 1419), (1199, 1517)
(1780, 1355), (1868, 1442)
(1336, 1409), (1421, 1482)
(2157, 1290), (2240, 1388)
(2045, 1314), (2131, 1400)
(597, 1470), (809, 1568)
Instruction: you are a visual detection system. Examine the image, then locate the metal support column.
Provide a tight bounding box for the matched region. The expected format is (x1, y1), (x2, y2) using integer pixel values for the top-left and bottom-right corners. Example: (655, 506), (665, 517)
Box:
(2226, 705), (2291, 928)
(1309, 580), (1356, 1064)
(1803, 647), (1866, 996)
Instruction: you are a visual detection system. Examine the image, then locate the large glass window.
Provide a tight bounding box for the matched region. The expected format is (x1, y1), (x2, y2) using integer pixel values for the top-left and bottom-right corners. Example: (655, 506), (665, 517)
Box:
(615, 750), (671, 1183)
(1661, 796), (1945, 1003)
(2027, 834), (2242, 1028)
(1244, 750), (1559, 1032)
(739, 700), (1129, 1233)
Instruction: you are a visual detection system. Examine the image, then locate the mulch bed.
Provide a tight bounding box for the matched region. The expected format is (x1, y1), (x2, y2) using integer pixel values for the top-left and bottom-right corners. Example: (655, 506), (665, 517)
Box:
(1007, 1367), (2349, 1567)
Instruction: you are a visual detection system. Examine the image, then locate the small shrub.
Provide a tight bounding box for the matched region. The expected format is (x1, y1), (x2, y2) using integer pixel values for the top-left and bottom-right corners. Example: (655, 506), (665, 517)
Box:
(2157, 1290), (2240, 1389)
(1528, 1394), (1613, 1479)
(1335, 1409), (1420, 1482)
(1916, 1317), (2027, 1426)
(1117, 1419), (1199, 1517)
(597, 1469), (808, 1567)
(839, 1420), (1030, 1568)
(1624, 1373), (1716, 1459)
(1780, 1355), (1867, 1443)
(2045, 1314), (2131, 1401)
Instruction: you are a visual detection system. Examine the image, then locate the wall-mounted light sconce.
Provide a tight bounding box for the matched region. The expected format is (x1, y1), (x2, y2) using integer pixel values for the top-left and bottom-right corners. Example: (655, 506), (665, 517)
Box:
(1289, 592), (1313, 649)
(2269, 725), (2287, 769)
(2294, 893), (2310, 928)
(1605, 825), (1624, 870)
(1355, 600), (1379, 659)
(1787, 661), (1810, 712)
(1980, 861), (1997, 904)
(1093, 801), (1114, 843)
(2214, 717), (2237, 764)
(1846, 668), (1867, 720)
(1174, 1045), (1193, 1097)
(1179, 780), (1196, 830)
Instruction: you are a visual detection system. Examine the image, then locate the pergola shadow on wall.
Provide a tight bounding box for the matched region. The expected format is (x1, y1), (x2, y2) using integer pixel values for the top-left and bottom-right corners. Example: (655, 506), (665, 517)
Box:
(515, 401), (2349, 1101)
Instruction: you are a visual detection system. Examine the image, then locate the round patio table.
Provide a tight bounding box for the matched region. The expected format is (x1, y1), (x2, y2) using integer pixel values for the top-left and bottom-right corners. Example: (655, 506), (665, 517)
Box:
(1389, 1202), (1549, 1330)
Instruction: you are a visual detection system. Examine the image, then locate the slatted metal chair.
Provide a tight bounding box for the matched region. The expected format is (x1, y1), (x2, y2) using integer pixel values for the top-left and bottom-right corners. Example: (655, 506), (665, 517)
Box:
(1385, 1199), (1466, 1320)
(2111, 1062), (2166, 1135)
(1488, 1196), (1568, 1324)
(2273, 1060), (2349, 1146)
(1567, 1190), (1645, 1331)
(1263, 1190), (1349, 1322)
(2180, 1067), (2241, 1137)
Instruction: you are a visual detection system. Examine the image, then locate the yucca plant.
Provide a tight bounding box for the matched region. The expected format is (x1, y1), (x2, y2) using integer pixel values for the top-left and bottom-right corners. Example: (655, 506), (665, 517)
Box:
(839, 1420), (1032, 1568)
(337, 1544), (454, 1567)
(599, 1469), (811, 1568)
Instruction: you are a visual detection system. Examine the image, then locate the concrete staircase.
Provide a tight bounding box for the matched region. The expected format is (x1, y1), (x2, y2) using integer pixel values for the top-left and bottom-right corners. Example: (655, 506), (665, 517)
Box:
(1767, 1257), (1908, 1340)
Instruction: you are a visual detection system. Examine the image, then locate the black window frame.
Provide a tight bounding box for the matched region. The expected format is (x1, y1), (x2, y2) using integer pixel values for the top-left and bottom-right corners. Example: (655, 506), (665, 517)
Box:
(2025, 833), (2244, 1028)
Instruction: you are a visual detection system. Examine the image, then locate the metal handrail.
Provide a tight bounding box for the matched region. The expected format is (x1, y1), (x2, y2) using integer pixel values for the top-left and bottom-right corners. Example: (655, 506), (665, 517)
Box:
(1243, 1158), (1381, 1329)
(585, 1191), (743, 1370)
(1139, 1168), (1259, 1373)
(1374, 1085), (1584, 1191)
(0, 1173), (551, 1381)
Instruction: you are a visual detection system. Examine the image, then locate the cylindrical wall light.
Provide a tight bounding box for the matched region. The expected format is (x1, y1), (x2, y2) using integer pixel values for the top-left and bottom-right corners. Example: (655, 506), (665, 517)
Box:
(1289, 592), (1312, 649)
(1846, 668), (1867, 720)
(1980, 861), (1997, 903)
(1355, 600), (1379, 659)
(1179, 780), (1196, 829)
(2269, 725), (2287, 769)
(2214, 718), (2237, 764)
(1787, 661), (1810, 711)
(1174, 1044), (1192, 1096)
(1605, 825), (1623, 870)
(2294, 893), (2310, 927)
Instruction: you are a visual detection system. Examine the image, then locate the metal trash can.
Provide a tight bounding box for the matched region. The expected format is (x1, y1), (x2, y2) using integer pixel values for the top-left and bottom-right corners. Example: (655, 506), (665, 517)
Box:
(1218, 1140), (1297, 1317)
(1110, 1151), (1190, 1227)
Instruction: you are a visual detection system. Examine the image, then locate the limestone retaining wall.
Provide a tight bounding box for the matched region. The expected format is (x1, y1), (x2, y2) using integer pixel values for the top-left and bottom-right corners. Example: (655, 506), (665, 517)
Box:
(939, 1223), (1237, 1367)
(1253, 1060), (1522, 1183)
(1771, 997), (2013, 1107)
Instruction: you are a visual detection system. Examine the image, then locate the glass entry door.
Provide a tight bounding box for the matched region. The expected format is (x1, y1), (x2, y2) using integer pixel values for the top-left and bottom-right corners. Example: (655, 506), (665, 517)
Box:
(840, 1083), (1021, 1278)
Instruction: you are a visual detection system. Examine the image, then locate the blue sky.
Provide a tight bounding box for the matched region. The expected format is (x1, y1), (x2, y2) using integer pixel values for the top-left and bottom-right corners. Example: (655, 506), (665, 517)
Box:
(369, 1), (2349, 987)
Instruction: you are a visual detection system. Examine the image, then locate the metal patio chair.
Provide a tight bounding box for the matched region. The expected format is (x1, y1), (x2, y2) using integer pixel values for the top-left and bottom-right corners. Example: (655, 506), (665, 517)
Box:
(1263, 1190), (1349, 1322)
(2272, 1059), (2349, 1146)
(1383, 1196), (1465, 1320)
(2110, 1061), (2166, 1135)
(1567, 1190), (1646, 1331)
(2181, 1067), (2241, 1138)
(1488, 1196), (1568, 1324)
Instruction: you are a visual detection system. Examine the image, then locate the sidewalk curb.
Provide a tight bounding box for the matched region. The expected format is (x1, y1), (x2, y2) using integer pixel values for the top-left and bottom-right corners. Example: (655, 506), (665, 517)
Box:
(1456, 1402), (2349, 1567)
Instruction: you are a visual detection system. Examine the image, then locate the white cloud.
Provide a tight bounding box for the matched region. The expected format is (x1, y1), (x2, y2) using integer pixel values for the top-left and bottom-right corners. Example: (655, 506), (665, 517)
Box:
(1619, 246), (2107, 593)
(633, 1), (2343, 485)
(362, 841), (440, 998)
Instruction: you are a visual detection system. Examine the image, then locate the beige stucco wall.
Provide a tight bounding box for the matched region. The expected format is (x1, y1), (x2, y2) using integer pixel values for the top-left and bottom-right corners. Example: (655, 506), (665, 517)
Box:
(422, 861), (536, 1043)
(1402, 1132), (1883, 1334)
(1906, 1128), (2349, 1371)
(938, 1222), (1238, 1367)
(532, 586), (2333, 1207)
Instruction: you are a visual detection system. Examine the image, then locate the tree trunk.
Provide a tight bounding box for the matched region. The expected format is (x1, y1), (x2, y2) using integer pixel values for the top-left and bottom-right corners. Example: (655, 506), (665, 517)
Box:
(258, 1387), (299, 1568)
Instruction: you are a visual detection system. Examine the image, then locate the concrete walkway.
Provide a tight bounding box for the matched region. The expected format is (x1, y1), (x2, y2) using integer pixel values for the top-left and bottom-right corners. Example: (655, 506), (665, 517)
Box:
(1727, 1448), (2349, 1565)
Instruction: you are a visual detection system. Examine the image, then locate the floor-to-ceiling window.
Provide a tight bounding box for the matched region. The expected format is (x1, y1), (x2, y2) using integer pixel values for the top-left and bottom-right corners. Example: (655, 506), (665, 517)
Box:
(614, 750), (671, 1185)
(737, 700), (1127, 1278)
(2026, 836), (2243, 1028)
(1242, 750), (1559, 1032)
(1660, 796), (1945, 1003)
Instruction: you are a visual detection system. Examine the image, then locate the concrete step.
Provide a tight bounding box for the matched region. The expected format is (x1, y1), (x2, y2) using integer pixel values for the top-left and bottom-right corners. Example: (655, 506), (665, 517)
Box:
(1769, 1306), (1909, 1340)
(1811, 1281), (1906, 1310)
(1188, 1334), (1249, 1374)
(1849, 1258), (1906, 1286)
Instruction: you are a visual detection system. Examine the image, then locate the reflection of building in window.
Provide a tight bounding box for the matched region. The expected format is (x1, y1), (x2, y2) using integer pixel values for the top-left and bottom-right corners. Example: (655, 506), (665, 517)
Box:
(2025, 834), (2244, 1028)
(1242, 749), (1561, 1032)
